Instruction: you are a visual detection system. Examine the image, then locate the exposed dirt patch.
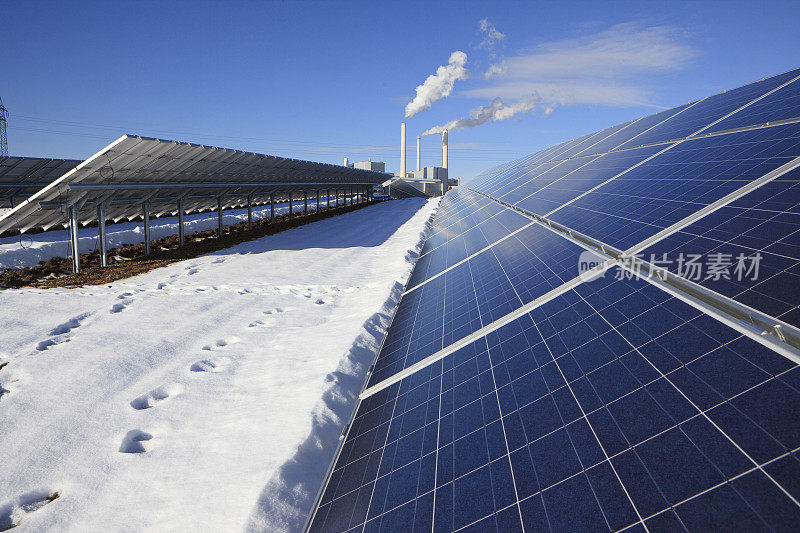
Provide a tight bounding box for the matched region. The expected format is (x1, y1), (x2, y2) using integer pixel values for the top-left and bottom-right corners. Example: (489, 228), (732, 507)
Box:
(0, 201), (375, 289)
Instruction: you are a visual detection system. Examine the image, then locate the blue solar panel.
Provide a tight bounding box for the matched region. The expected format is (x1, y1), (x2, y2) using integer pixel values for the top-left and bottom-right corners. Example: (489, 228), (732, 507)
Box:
(308, 68), (800, 532)
(617, 68), (800, 149)
(310, 270), (800, 532)
(548, 122), (800, 251)
(491, 158), (596, 206)
(642, 168), (800, 328)
(368, 224), (586, 387)
(482, 162), (562, 201)
(512, 145), (665, 215)
(583, 103), (695, 156)
(409, 209), (531, 290)
(706, 75), (800, 133)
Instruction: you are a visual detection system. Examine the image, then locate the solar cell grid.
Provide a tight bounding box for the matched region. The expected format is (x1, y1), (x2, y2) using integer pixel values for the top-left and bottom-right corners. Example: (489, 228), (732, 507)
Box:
(368, 224), (586, 388)
(511, 145), (665, 215)
(311, 270), (800, 532)
(642, 168), (800, 328)
(418, 207), (507, 258)
(581, 103), (694, 156)
(617, 68), (800, 150)
(706, 76), (800, 134)
(310, 67), (800, 532)
(548, 122), (800, 250)
(494, 158), (597, 207)
(408, 210), (530, 290)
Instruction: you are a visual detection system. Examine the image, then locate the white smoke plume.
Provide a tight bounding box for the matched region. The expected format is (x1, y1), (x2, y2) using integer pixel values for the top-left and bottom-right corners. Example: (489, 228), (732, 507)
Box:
(422, 94), (543, 135)
(404, 51), (469, 118)
(477, 19), (505, 52)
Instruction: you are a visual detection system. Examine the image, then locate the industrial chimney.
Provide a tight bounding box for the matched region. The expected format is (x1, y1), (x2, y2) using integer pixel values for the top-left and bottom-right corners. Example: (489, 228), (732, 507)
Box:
(442, 129), (448, 169)
(343, 157), (349, 167)
(400, 122), (407, 177)
(416, 135), (421, 173)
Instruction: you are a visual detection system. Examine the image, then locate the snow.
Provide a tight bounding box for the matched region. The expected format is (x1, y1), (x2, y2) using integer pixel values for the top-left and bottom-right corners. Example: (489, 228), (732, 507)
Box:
(0, 198), (438, 532)
(0, 198), (345, 271)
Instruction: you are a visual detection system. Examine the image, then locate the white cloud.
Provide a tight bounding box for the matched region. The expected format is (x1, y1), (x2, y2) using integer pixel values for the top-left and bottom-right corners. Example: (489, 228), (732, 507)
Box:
(404, 51), (469, 118)
(475, 23), (696, 107)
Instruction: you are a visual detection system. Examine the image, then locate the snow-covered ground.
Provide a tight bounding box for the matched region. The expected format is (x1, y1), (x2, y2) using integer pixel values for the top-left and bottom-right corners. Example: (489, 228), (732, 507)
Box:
(0, 198), (438, 532)
(0, 198), (347, 270)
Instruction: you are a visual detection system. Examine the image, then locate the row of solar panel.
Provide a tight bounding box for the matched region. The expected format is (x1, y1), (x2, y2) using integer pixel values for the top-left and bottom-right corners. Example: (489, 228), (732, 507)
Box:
(311, 269), (800, 531)
(468, 67), (800, 194)
(308, 68), (800, 531)
(366, 149), (800, 389)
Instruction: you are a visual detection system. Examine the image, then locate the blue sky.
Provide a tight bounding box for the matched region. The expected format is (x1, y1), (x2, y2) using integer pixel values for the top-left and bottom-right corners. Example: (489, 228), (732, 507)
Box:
(3, 0), (800, 179)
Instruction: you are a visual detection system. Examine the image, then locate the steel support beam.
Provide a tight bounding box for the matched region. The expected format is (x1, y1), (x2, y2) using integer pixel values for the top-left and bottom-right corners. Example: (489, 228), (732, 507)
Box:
(247, 194), (253, 231)
(289, 191), (293, 217)
(97, 203), (107, 268)
(178, 197), (185, 246)
(217, 197), (224, 237)
(304, 190), (308, 214)
(67, 181), (376, 191)
(143, 202), (151, 256)
(327, 189), (330, 209)
(69, 205), (81, 273)
(270, 192), (275, 222)
(316, 189), (320, 211)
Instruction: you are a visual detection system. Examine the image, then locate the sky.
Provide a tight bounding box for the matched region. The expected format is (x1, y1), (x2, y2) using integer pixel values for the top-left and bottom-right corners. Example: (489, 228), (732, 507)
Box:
(2, 0), (800, 180)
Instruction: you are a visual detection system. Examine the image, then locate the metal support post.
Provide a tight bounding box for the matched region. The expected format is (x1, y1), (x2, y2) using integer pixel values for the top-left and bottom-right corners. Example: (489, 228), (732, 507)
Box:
(327, 189), (330, 209)
(304, 190), (308, 214)
(217, 196), (224, 237)
(97, 204), (107, 268)
(178, 197), (185, 246)
(69, 205), (81, 273)
(142, 202), (151, 256)
(316, 189), (320, 211)
(247, 194), (253, 231)
(270, 192), (275, 221)
(289, 191), (293, 217)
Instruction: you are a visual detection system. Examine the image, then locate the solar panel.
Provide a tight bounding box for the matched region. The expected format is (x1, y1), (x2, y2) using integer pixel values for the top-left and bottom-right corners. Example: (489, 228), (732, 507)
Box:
(616, 68), (800, 149)
(642, 168), (800, 328)
(509, 145), (664, 213)
(0, 156), (79, 209)
(705, 77), (800, 133)
(308, 68), (800, 531)
(0, 135), (387, 234)
(548, 122), (800, 250)
(311, 271), (800, 531)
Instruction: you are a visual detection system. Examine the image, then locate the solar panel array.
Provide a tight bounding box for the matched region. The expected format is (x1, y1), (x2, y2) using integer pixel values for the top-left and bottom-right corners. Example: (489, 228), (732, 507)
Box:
(0, 135), (388, 233)
(0, 156), (79, 208)
(308, 67), (800, 531)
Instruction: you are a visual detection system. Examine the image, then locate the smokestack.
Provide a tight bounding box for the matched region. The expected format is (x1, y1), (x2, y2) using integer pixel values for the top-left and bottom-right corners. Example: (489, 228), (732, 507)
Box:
(400, 123), (407, 177)
(442, 129), (448, 169)
(416, 135), (421, 172)
(343, 157), (349, 167)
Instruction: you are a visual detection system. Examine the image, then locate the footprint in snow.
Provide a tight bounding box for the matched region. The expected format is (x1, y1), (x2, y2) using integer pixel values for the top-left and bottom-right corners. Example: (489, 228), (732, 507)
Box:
(130, 383), (184, 410)
(190, 357), (230, 373)
(211, 258), (226, 264)
(263, 307), (292, 315)
(110, 299), (132, 314)
(48, 313), (91, 336)
(0, 490), (60, 531)
(201, 337), (239, 351)
(119, 430), (153, 454)
(35, 313), (92, 351)
(187, 268), (199, 275)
